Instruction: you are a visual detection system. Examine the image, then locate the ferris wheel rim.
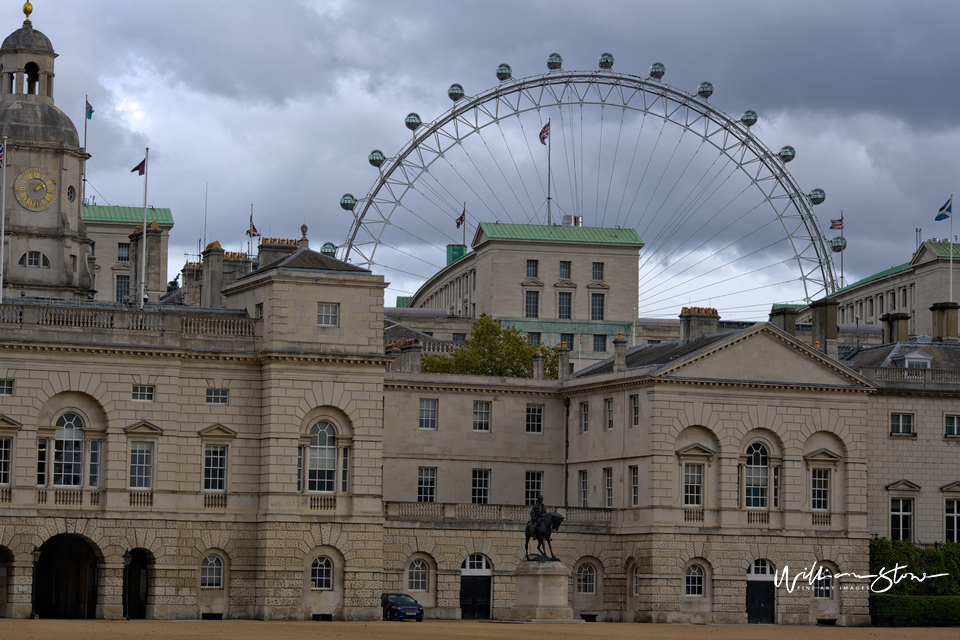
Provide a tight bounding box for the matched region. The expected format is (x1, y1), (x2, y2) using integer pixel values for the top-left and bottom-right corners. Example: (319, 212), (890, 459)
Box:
(342, 68), (838, 304)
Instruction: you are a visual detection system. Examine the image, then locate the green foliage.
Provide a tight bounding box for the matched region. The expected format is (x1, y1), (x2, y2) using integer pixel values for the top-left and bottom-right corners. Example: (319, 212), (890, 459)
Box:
(421, 313), (560, 379)
(869, 538), (960, 596)
(869, 595), (960, 623)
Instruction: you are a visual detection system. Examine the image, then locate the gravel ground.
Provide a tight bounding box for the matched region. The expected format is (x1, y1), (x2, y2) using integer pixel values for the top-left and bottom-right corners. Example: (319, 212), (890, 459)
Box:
(1, 620), (959, 640)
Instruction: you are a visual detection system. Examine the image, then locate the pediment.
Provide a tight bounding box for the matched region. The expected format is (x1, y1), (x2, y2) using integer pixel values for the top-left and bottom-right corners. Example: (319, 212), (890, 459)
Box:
(111, 263), (131, 272)
(803, 448), (845, 463)
(586, 281), (610, 290)
(941, 481), (960, 493)
(124, 420), (163, 437)
(885, 479), (921, 492)
(676, 443), (717, 458)
(198, 423), (238, 440)
(554, 280), (577, 289)
(654, 324), (872, 388)
(521, 278), (544, 288)
(0, 414), (23, 431)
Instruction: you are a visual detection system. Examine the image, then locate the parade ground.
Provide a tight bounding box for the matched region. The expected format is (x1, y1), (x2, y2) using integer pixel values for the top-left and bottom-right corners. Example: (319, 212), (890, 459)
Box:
(2, 619), (959, 640)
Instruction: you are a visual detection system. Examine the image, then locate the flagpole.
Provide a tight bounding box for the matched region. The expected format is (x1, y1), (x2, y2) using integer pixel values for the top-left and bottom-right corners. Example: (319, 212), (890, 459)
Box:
(546, 118), (552, 225)
(951, 194), (954, 304)
(462, 202), (466, 246)
(0, 136), (6, 300)
(840, 210), (844, 288)
(83, 94), (88, 150)
(138, 147), (149, 309)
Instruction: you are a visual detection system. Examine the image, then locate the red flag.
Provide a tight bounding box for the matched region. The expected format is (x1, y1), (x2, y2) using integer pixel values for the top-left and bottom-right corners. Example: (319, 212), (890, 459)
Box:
(131, 158), (146, 175)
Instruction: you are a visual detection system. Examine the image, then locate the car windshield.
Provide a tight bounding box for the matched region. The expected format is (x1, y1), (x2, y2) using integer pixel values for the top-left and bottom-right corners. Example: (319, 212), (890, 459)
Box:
(388, 595), (417, 604)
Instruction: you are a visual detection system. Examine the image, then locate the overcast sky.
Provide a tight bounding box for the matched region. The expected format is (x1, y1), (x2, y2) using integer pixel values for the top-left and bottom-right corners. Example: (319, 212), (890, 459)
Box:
(19, 0), (960, 319)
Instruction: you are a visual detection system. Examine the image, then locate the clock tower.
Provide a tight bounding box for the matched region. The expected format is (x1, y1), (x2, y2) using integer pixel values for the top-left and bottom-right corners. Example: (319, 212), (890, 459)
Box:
(0, 2), (94, 300)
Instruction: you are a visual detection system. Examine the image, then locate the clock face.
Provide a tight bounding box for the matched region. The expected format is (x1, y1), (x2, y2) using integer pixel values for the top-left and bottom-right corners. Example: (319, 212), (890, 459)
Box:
(14, 168), (58, 211)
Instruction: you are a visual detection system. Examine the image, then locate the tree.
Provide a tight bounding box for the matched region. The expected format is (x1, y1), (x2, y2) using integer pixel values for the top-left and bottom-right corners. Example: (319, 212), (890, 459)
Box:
(421, 313), (560, 378)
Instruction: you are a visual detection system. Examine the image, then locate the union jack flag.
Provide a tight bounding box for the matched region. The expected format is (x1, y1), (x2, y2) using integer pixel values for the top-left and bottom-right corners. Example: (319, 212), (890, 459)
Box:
(830, 219), (843, 230)
(455, 207), (465, 229)
(539, 122), (550, 145)
(0, 143), (4, 169)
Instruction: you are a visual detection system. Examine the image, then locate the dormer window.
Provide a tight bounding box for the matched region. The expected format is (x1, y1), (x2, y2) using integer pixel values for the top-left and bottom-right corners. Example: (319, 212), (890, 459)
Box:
(890, 350), (932, 370)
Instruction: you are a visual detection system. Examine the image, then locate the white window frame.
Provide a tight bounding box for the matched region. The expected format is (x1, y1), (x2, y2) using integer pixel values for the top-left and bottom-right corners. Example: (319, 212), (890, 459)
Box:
(417, 467), (436, 503)
(811, 468), (830, 511)
(0, 379), (13, 395)
(525, 404), (543, 434)
(891, 413), (914, 435)
(578, 469), (588, 507)
(630, 465), (639, 506)
(200, 555), (223, 590)
(605, 399), (613, 430)
(604, 467), (613, 508)
(0, 437), (12, 485)
(891, 497), (913, 541)
(419, 399), (438, 430)
(317, 303), (339, 326)
(630, 394), (639, 427)
(946, 415), (960, 437)
(684, 463), (704, 507)
(576, 563), (596, 595)
(206, 388), (228, 404)
(203, 444), (227, 492)
(132, 385), (154, 402)
(310, 556), (332, 591)
(471, 469), (490, 504)
(685, 564), (704, 596)
(473, 401), (491, 432)
(408, 559), (428, 592)
(525, 471), (543, 506)
(129, 441), (153, 489)
(580, 402), (589, 433)
(947, 499), (959, 543)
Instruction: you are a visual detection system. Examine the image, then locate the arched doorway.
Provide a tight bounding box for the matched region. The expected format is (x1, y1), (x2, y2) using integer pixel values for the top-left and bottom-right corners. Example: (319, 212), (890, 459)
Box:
(35, 534), (100, 619)
(124, 549), (151, 619)
(459, 554), (492, 620)
(0, 546), (12, 617)
(746, 559), (776, 624)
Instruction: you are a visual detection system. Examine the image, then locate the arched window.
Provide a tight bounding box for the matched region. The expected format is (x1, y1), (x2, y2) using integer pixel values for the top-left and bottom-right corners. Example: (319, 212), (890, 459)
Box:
(576, 563), (596, 594)
(748, 559), (774, 576)
(53, 412), (84, 486)
(311, 556), (332, 590)
(685, 564), (704, 596)
(18, 251), (49, 267)
(745, 443), (769, 508)
(408, 559), (428, 591)
(813, 567), (833, 598)
(200, 555), (223, 590)
(632, 565), (640, 596)
(308, 422), (336, 492)
(24, 61), (39, 95)
(462, 554), (490, 572)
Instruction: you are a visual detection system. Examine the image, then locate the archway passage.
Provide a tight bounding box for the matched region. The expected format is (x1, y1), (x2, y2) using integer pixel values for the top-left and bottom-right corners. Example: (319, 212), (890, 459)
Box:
(36, 534), (99, 619)
(0, 546), (12, 617)
(125, 549), (150, 619)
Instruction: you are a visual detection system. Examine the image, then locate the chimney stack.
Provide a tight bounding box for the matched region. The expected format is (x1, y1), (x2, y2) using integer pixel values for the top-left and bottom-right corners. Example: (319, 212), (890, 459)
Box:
(931, 302), (959, 343)
(613, 332), (627, 372)
(679, 307), (720, 342)
(201, 241), (225, 308)
(880, 312), (910, 344)
(400, 342), (423, 372)
(768, 304), (798, 337)
(558, 343), (570, 378)
(533, 350), (545, 380)
(810, 297), (839, 359)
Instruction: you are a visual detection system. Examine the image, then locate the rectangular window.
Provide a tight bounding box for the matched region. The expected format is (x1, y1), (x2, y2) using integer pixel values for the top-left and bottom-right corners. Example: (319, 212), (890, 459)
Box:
(88, 440), (100, 488)
(53, 436), (83, 487)
(417, 467), (436, 503)
(867, 299), (873, 317)
(889, 292), (896, 310)
(115, 275), (130, 304)
(559, 332), (574, 350)
(526, 259), (539, 278)
(419, 399), (438, 430)
(813, 571), (833, 599)
(472, 469), (490, 504)
(745, 465), (768, 509)
(204, 445), (227, 492)
(604, 468), (613, 508)
(297, 446), (303, 492)
(117, 242), (130, 262)
(947, 500), (959, 543)
(37, 438), (47, 486)
(947, 415), (960, 437)
(902, 289), (907, 307)
(0, 438), (11, 485)
(684, 463), (704, 507)
(630, 465), (639, 506)
(631, 395), (639, 427)
(580, 402), (589, 433)
(528, 332), (541, 345)
(812, 469), (830, 511)
(132, 385), (154, 402)
(605, 399), (614, 430)
(452, 333), (466, 343)
(341, 447), (350, 493)
(206, 388), (228, 404)
(773, 466), (781, 509)
(473, 401), (491, 431)
(317, 303), (339, 326)
(558, 291), (572, 319)
(579, 470), (588, 507)
(129, 442), (153, 489)
(593, 334), (607, 352)
(559, 260), (571, 280)
(525, 471), (543, 505)
(526, 404), (543, 434)
(891, 413), (913, 435)
(525, 290), (539, 318)
(592, 262), (604, 281)
(891, 498), (913, 541)
(255, 303), (264, 318)
(27, 251), (40, 267)
(879, 295), (884, 314)
(591, 293), (605, 321)
(0, 379), (12, 395)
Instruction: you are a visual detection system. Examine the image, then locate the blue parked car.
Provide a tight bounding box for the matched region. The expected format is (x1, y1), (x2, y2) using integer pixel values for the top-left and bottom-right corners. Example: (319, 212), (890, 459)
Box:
(381, 593), (424, 622)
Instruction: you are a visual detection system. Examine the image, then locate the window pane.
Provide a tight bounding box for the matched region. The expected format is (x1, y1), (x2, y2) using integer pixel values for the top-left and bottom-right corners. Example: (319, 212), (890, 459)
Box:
(525, 290), (539, 318)
(408, 559), (428, 591)
(129, 442), (153, 489)
(558, 292), (572, 319)
(592, 262), (604, 281)
(419, 399), (438, 430)
(526, 259), (538, 278)
(591, 293), (605, 321)
(684, 464), (703, 507)
(0, 438), (11, 485)
(317, 303), (339, 326)
(200, 555), (223, 589)
(525, 404), (543, 434)
(417, 467), (436, 503)
(53, 413), (84, 486)
(525, 471), (543, 505)
(204, 445), (227, 492)
(559, 261), (571, 280)
(473, 401), (491, 431)
(308, 422), (336, 492)
(812, 469), (830, 511)
(311, 557), (332, 590)
(593, 334), (606, 352)
(472, 469), (490, 504)
(117, 243), (130, 262)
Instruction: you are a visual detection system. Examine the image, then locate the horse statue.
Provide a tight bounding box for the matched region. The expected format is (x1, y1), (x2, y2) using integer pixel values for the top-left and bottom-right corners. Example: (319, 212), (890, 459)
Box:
(525, 511), (564, 561)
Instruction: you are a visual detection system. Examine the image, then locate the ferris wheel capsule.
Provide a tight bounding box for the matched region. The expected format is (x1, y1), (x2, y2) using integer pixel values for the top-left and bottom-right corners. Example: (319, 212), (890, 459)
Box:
(496, 63), (512, 81)
(547, 53), (563, 70)
(598, 53), (614, 70)
(649, 62), (665, 79)
(448, 83), (464, 102)
(340, 194), (357, 211)
(697, 81), (714, 99)
(368, 150), (385, 167)
(830, 236), (847, 253)
(405, 113), (422, 131)
(778, 146), (796, 163)
(809, 188), (826, 205)
(741, 110), (758, 127)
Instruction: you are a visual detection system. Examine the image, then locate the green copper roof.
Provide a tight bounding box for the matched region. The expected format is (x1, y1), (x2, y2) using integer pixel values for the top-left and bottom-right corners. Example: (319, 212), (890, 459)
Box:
(921, 240), (960, 258)
(82, 205), (174, 225)
(396, 296), (413, 308)
(832, 262), (911, 296)
(771, 303), (803, 311)
(478, 222), (643, 246)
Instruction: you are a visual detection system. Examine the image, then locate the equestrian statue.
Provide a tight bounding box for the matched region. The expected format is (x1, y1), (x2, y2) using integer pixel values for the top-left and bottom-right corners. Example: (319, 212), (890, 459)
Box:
(524, 493), (564, 561)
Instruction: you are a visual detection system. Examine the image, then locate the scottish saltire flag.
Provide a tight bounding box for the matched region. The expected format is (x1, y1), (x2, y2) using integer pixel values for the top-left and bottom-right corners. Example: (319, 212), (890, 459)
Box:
(936, 196), (953, 221)
(830, 219), (843, 230)
(455, 207), (465, 229)
(539, 122), (550, 145)
(85, 100), (94, 119)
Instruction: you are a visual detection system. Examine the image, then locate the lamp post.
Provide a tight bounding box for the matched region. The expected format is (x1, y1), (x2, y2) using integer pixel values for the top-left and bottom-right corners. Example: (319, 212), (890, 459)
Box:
(30, 546), (40, 619)
(122, 551), (132, 620)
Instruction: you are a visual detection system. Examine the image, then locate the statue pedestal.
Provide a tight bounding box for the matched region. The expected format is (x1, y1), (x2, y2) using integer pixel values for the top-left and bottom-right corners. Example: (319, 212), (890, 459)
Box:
(507, 560), (574, 621)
